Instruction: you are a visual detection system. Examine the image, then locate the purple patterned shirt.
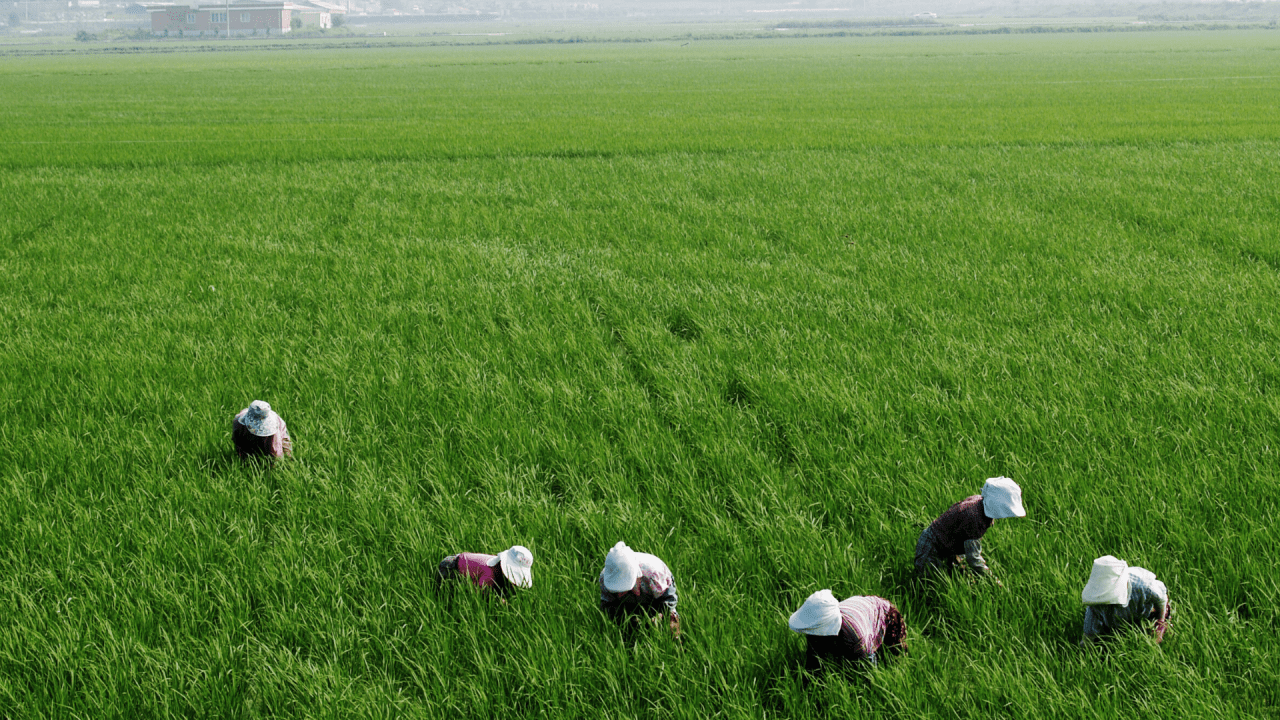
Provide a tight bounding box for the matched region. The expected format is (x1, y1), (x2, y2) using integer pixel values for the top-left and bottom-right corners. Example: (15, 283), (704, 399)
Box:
(927, 495), (993, 556)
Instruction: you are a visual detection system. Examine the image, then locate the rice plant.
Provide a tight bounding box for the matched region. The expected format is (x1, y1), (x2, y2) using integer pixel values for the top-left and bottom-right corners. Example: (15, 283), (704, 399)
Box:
(0, 29), (1277, 718)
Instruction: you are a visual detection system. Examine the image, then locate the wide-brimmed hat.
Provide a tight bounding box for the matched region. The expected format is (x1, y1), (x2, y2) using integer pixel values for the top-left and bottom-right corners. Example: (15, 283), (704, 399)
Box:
(241, 400), (279, 437)
(486, 545), (534, 588)
(602, 541), (639, 592)
(1081, 555), (1131, 606)
(788, 589), (843, 637)
(981, 476), (1026, 519)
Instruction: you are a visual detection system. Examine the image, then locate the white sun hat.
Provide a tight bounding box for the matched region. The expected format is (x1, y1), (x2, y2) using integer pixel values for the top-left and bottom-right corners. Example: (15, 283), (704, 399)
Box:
(602, 541), (640, 592)
(981, 476), (1026, 519)
(788, 589), (843, 637)
(487, 545), (534, 588)
(241, 400), (280, 437)
(1081, 555), (1132, 606)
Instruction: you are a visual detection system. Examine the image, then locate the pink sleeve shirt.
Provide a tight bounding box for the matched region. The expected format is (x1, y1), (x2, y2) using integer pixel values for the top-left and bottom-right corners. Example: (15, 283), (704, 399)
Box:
(456, 552), (501, 589)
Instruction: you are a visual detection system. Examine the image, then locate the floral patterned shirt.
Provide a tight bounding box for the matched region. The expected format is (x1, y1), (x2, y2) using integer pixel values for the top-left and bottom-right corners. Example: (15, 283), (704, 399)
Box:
(599, 552), (679, 618)
(1083, 567), (1169, 642)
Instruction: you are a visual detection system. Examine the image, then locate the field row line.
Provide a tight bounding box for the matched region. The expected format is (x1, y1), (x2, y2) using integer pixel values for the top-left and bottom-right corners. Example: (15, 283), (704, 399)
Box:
(3, 138), (315, 145)
(1033, 74), (1280, 84)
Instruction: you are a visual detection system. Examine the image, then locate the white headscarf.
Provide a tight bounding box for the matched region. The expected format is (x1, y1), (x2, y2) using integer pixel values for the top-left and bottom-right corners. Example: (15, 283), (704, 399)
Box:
(981, 476), (1026, 519)
(788, 589), (843, 637)
(1081, 555), (1131, 606)
(602, 541), (639, 592)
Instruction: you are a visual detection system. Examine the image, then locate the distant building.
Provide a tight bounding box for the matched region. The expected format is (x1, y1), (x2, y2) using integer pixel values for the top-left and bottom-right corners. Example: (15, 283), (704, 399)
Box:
(302, 0), (345, 13)
(149, 0), (339, 35)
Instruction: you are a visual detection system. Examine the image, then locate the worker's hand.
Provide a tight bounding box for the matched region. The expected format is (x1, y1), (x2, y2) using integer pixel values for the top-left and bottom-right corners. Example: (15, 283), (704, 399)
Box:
(670, 615), (682, 640)
(990, 576), (1004, 588)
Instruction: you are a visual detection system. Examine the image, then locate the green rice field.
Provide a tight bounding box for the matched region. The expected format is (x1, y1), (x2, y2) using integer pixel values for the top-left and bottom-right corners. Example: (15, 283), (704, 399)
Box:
(1, 29), (1278, 718)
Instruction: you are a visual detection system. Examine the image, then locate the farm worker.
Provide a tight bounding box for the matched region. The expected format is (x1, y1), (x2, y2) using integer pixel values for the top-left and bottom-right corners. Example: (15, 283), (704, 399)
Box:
(599, 541), (681, 635)
(1081, 555), (1170, 644)
(232, 400), (293, 459)
(913, 476), (1025, 581)
(438, 545), (534, 597)
(788, 590), (908, 668)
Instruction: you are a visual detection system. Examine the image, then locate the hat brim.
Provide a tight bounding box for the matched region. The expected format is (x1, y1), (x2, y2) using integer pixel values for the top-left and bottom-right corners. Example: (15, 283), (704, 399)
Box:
(788, 605), (842, 636)
(242, 411), (279, 437)
(982, 495), (1026, 519)
(602, 568), (637, 593)
(498, 554), (533, 588)
(981, 477), (1025, 519)
(602, 542), (639, 592)
(983, 502), (1026, 519)
(1082, 561), (1131, 606)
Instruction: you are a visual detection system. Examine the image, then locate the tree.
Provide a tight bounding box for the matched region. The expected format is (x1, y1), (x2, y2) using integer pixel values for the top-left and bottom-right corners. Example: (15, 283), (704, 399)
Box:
(290, 16), (302, 29)
(8, 12), (20, 27)
(331, 14), (343, 27)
